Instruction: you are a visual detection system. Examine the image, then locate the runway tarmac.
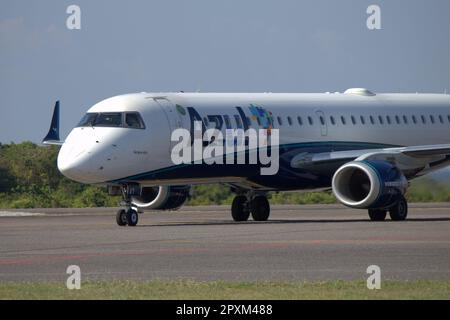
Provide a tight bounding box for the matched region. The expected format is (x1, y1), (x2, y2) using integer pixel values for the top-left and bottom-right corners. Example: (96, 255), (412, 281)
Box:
(0, 204), (450, 282)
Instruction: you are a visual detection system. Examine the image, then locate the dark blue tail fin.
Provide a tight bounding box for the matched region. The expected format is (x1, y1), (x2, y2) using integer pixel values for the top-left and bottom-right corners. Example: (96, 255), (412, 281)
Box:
(43, 101), (63, 145)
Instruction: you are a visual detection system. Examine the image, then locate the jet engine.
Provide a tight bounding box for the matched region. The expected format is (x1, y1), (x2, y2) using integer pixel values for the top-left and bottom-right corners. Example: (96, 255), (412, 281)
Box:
(332, 160), (408, 209)
(131, 185), (191, 210)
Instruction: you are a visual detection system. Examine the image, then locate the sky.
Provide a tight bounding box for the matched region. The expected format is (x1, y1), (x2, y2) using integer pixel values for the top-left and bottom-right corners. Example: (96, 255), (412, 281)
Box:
(1, 0), (450, 143)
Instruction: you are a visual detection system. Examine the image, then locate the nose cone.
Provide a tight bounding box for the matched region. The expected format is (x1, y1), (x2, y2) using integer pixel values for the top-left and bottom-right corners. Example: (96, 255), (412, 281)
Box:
(57, 143), (94, 183)
(57, 153), (82, 183)
(57, 135), (106, 184)
(58, 127), (130, 184)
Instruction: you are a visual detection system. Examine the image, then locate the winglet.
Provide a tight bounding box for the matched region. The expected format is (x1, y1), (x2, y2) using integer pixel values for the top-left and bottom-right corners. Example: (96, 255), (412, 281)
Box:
(42, 101), (63, 145)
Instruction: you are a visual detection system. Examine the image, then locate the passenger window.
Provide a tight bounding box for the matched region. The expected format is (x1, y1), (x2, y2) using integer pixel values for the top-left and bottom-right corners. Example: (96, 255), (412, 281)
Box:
(95, 113), (123, 127)
(297, 116), (303, 125)
(421, 115), (426, 124)
(412, 115), (417, 124)
(351, 116), (356, 125)
(378, 115), (384, 125)
(330, 116), (336, 125)
(319, 116), (325, 125)
(369, 116), (375, 125)
(430, 115), (435, 124)
(287, 116), (293, 126)
(439, 115), (444, 124)
(340, 116), (346, 125)
(276, 116), (282, 126)
(403, 115), (408, 124)
(395, 115), (400, 124)
(447, 115), (450, 123)
(360, 116), (365, 125)
(125, 113), (145, 129)
(386, 116), (391, 125)
(308, 116), (313, 125)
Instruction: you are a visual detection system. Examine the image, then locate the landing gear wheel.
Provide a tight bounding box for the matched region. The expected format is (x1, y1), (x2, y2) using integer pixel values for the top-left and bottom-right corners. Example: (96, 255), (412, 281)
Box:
(368, 209), (387, 221)
(251, 196), (270, 221)
(389, 197), (408, 221)
(116, 209), (128, 226)
(126, 208), (139, 226)
(231, 196), (250, 222)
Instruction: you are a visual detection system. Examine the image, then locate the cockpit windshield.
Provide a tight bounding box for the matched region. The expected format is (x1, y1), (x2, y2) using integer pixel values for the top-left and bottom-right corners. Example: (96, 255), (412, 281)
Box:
(77, 113), (97, 127)
(125, 113), (145, 129)
(77, 112), (145, 129)
(95, 113), (122, 127)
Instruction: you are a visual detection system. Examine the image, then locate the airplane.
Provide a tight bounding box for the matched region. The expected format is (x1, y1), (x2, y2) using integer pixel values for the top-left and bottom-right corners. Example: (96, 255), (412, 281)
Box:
(43, 88), (450, 226)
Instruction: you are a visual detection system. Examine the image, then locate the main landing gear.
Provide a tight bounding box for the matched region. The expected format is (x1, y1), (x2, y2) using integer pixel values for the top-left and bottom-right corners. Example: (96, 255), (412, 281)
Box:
(116, 184), (140, 227)
(368, 196), (408, 222)
(116, 208), (139, 227)
(231, 192), (270, 222)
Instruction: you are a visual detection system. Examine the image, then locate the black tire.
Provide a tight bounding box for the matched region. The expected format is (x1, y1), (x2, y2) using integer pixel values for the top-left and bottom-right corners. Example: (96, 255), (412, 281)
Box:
(126, 208), (139, 226)
(116, 209), (128, 226)
(231, 196), (250, 222)
(389, 197), (408, 221)
(251, 196), (270, 221)
(368, 209), (387, 221)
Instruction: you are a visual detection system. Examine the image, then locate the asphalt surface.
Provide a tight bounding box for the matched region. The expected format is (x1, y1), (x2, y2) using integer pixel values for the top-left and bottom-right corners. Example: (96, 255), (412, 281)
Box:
(0, 204), (449, 282)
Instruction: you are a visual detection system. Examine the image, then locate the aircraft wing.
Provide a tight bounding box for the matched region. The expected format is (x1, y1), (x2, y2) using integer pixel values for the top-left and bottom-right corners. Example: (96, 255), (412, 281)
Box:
(396, 144), (450, 157)
(290, 143), (450, 177)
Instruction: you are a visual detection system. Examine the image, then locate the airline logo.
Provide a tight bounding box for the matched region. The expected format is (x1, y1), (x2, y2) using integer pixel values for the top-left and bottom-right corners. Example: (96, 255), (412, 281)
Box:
(170, 104), (279, 175)
(249, 104), (274, 135)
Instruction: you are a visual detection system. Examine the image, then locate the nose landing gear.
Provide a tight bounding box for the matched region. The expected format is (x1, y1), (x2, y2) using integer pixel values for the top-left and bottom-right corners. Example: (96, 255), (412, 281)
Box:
(116, 208), (139, 227)
(116, 209), (128, 226)
(115, 184), (141, 227)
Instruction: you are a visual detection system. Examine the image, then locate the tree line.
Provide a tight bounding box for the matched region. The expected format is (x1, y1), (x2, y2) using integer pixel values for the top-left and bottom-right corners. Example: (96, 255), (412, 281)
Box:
(0, 142), (449, 209)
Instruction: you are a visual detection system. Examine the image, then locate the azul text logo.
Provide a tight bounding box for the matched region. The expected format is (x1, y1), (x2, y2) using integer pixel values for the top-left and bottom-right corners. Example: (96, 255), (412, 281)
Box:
(170, 105), (279, 176)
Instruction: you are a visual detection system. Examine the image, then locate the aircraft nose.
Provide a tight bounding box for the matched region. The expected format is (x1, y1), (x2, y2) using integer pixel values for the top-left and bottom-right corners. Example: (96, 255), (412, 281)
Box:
(57, 155), (81, 182)
(57, 142), (101, 184)
(57, 147), (88, 183)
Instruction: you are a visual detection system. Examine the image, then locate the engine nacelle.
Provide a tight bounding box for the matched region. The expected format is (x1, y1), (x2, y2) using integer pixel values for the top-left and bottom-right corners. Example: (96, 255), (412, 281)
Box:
(332, 160), (408, 209)
(131, 185), (191, 210)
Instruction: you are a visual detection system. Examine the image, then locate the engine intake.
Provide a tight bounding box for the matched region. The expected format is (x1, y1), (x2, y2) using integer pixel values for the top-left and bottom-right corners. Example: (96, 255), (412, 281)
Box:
(332, 160), (407, 209)
(131, 185), (190, 210)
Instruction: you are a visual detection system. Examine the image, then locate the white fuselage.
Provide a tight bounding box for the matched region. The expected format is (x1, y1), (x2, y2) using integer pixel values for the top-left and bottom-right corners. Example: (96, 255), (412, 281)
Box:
(57, 90), (450, 190)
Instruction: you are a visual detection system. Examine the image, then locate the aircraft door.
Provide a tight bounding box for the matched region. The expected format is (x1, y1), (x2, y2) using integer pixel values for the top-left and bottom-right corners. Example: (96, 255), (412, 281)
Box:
(154, 97), (185, 155)
(154, 97), (183, 131)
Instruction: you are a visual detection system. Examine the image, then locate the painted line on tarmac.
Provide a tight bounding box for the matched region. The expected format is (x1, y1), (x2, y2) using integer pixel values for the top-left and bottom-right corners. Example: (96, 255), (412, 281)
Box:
(0, 211), (45, 217)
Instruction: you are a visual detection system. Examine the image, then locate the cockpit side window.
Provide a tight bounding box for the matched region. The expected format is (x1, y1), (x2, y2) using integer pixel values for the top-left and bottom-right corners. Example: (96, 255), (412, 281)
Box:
(77, 113), (98, 127)
(125, 112), (146, 129)
(94, 113), (123, 127)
